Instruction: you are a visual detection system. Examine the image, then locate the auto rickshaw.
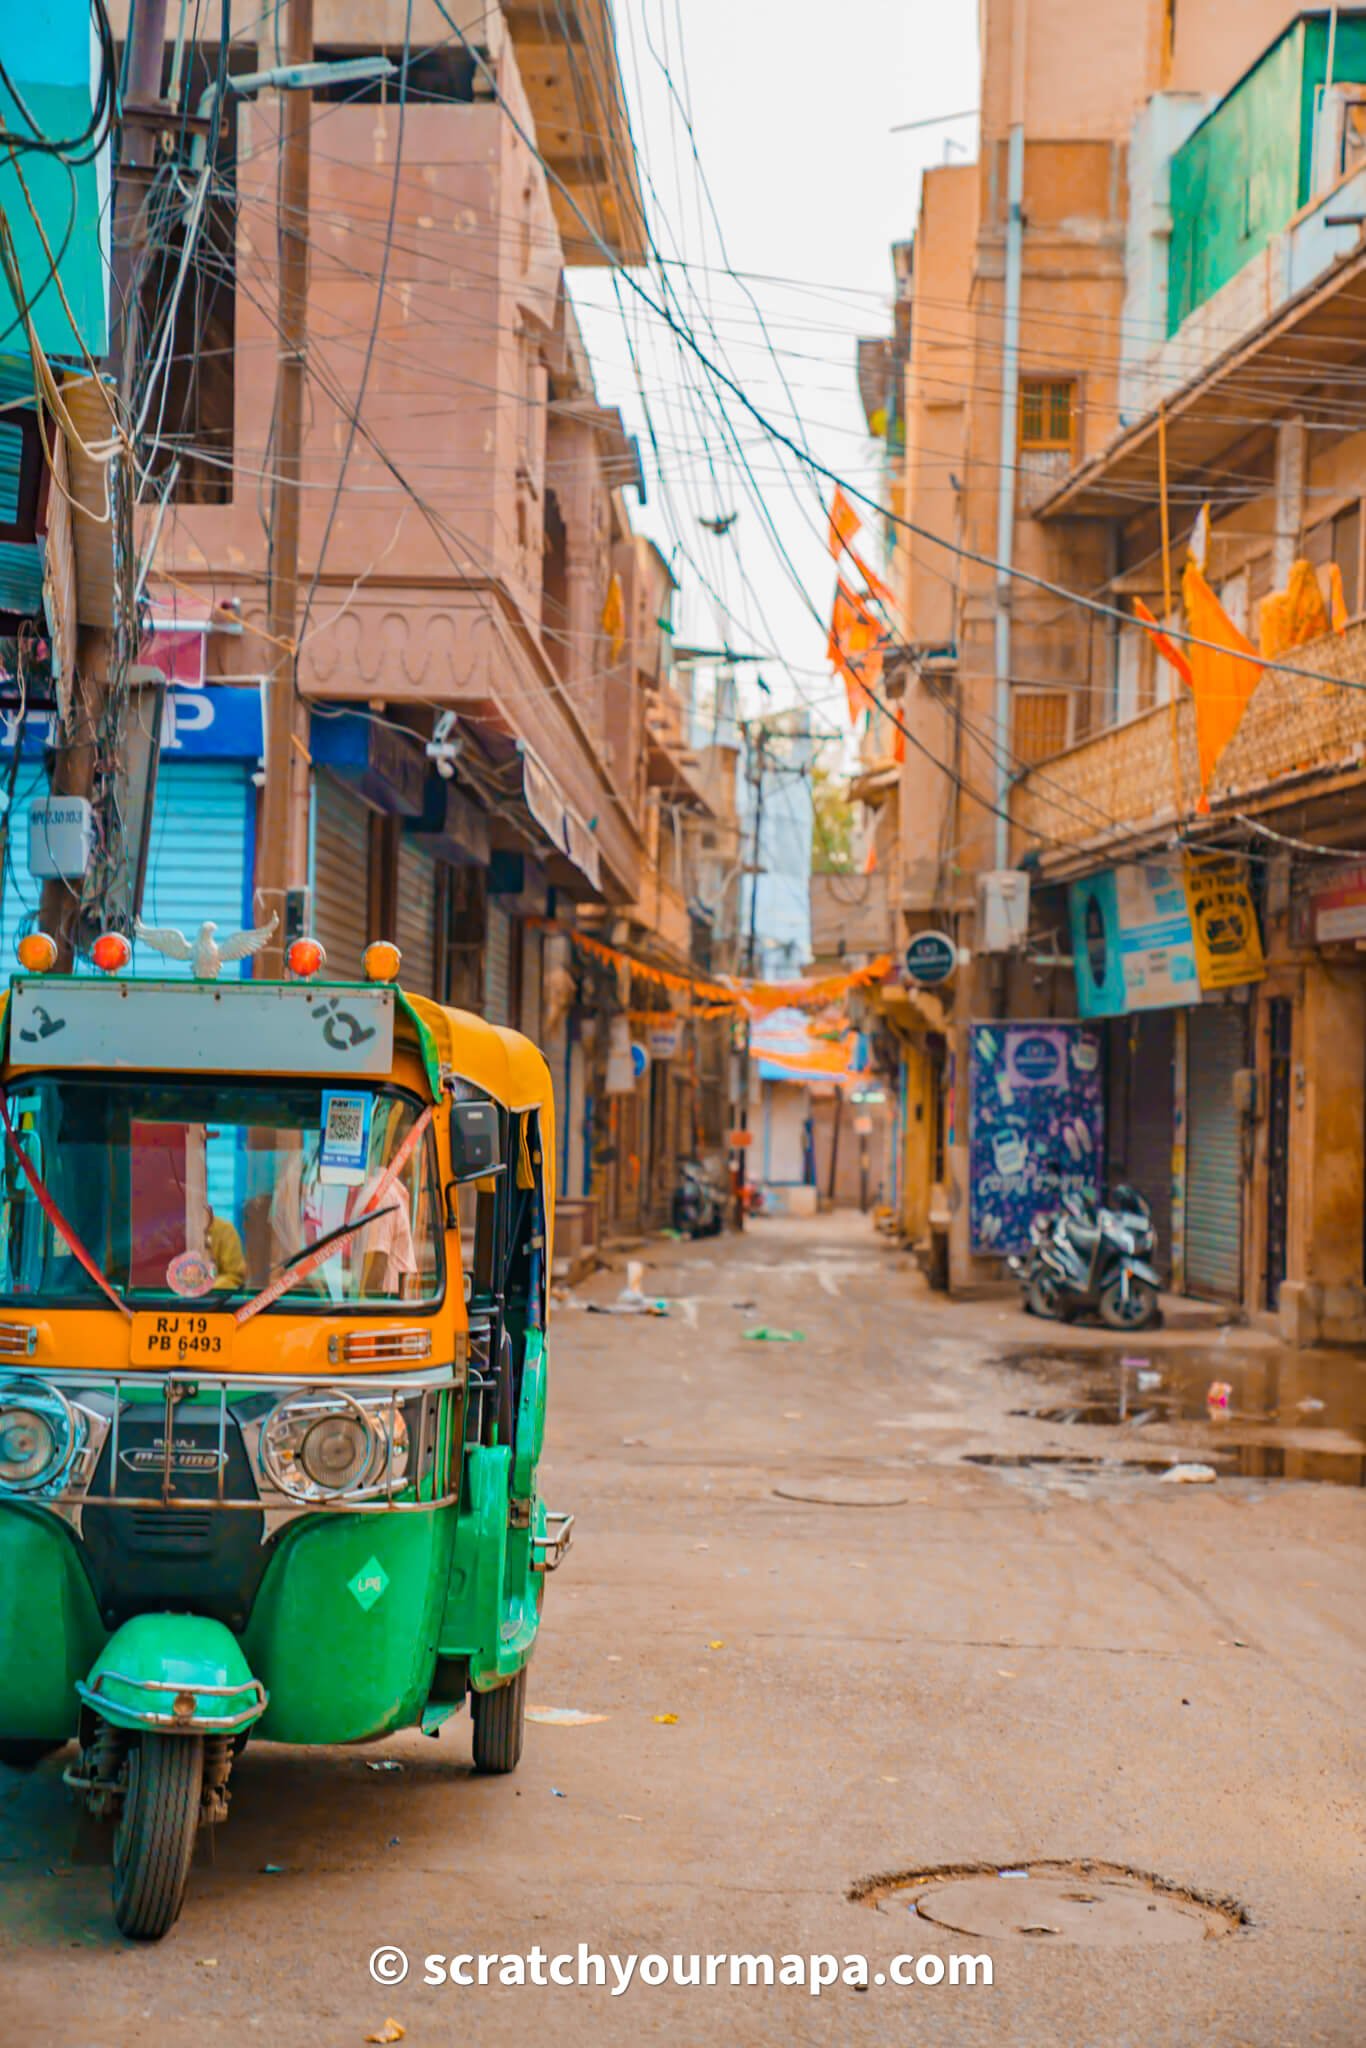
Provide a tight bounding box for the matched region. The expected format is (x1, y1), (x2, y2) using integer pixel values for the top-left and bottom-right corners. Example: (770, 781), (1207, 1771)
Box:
(0, 930), (571, 1939)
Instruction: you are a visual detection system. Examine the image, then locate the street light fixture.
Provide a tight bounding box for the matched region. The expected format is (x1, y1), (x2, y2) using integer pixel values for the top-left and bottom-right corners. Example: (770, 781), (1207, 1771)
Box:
(189, 56), (397, 172)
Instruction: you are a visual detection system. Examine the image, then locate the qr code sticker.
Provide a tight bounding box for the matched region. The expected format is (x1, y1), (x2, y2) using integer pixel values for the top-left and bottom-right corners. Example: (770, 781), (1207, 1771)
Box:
(328, 1097), (365, 1148)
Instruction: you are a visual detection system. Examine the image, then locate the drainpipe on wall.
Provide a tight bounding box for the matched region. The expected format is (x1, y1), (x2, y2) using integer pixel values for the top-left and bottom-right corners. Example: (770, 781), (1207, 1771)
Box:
(993, 3), (1028, 870)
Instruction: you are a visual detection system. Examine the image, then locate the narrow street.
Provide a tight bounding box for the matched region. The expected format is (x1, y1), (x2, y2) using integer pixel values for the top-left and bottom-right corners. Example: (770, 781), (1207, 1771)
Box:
(6, 1213), (1363, 2046)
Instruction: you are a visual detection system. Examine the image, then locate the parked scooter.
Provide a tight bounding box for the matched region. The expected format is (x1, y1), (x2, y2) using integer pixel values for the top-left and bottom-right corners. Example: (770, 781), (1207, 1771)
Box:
(1008, 1183), (1163, 1330)
(672, 1158), (725, 1237)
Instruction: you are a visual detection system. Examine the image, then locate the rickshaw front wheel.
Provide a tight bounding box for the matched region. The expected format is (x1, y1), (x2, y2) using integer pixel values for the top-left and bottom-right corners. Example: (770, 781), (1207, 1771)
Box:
(112, 1733), (204, 1940)
(471, 1666), (527, 1775)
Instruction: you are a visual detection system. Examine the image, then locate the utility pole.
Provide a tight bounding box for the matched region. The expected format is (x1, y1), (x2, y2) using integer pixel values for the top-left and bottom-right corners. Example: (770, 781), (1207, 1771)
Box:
(256, 0), (316, 977)
(39, 0), (170, 966)
(734, 721), (767, 1228)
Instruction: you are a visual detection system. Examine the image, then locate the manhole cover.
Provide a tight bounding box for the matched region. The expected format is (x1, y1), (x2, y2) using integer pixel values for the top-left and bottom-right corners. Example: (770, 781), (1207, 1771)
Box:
(772, 1480), (909, 1508)
(855, 1861), (1243, 1946)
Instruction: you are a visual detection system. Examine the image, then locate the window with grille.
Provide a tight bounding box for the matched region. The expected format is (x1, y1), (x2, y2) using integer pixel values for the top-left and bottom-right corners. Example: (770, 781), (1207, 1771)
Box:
(1019, 379), (1076, 452)
(1012, 690), (1070, 766)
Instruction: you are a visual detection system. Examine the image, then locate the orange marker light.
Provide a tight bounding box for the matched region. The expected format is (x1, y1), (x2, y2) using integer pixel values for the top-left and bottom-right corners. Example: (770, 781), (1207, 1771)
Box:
(91, 932), (132, 974)
(363, 941), (402, 983)
(287, 937), (326, 979)
(16, 932), (58, 973)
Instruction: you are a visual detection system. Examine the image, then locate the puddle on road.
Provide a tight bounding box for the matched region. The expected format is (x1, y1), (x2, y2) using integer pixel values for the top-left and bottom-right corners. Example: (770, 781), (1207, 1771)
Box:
(997, 1344), (1366, 1486)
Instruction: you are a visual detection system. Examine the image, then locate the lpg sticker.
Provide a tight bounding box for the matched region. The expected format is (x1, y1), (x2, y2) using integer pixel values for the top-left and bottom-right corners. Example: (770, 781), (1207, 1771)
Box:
(348, 1556), (390, 1612)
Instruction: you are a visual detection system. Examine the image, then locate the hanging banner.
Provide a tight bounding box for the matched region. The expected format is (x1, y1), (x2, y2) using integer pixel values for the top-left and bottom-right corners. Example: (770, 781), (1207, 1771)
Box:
(1184, 853), (1264, 989)
(1069, 861), (1200, 1017)
(968, 1021), (1104, 1256)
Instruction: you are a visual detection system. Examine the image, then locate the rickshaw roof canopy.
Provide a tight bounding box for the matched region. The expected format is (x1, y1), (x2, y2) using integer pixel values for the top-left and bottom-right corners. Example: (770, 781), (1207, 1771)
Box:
(402, 993), (553, 1116)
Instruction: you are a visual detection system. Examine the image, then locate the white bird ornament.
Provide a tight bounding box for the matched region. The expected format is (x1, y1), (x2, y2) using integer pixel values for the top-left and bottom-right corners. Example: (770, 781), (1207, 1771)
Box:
(133, 914), (279, 981)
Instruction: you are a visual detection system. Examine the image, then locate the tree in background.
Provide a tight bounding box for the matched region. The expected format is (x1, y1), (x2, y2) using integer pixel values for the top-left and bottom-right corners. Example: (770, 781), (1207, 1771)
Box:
(810, 765), (855, 873)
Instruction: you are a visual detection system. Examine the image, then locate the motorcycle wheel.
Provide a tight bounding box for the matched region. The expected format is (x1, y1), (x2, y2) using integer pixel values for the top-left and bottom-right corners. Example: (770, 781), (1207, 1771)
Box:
(112, 1733), (203, 1941)
(1099, 1276), (1159, 1330)
(471, 1665), (527, 1775)
(1027, 1269), (1065, 1320)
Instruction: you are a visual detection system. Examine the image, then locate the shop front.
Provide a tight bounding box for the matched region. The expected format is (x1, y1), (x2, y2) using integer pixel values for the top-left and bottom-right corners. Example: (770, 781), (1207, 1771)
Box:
(1067, 852), (1265, 1307)
(0, 685), (262, 970)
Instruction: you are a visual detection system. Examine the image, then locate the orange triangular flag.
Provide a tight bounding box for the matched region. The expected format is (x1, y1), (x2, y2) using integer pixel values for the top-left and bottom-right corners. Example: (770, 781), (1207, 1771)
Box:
(1133, 596), (1192, 690)
(846, 542), (896, 611)
(601, 573), (626, 660)
(828, 486), (861, 560)
(1330, 562), (1349, 634)
(1181, 560), (1264, 812)
(892, 716), (906, 764)
(863, 838), (878, 874)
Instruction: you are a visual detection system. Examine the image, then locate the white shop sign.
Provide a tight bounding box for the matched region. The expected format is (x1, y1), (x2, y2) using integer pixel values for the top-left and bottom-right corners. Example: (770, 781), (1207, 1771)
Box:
(8, 979), (396, 1077)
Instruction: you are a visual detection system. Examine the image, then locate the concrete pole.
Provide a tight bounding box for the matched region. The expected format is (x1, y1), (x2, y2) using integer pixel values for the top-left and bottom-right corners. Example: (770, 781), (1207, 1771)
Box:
(39, 0), (170, 967)
(256, 0), (316, 976)
(991, 0), (1028, 871)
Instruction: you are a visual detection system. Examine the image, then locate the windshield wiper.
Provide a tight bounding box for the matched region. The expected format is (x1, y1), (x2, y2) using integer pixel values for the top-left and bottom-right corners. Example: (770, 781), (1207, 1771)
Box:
(279, 1203), (400, 1275)
(235, 1203), (402, 1328)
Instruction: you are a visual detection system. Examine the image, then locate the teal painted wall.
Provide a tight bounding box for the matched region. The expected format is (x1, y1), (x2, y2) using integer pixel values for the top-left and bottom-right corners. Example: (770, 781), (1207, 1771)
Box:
(0, 4), (111, 361)
(1167, 12), (1366, 335)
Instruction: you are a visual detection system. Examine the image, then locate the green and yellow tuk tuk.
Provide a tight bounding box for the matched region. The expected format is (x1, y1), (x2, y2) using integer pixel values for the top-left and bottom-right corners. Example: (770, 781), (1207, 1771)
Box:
(0, 934), (570, 1938)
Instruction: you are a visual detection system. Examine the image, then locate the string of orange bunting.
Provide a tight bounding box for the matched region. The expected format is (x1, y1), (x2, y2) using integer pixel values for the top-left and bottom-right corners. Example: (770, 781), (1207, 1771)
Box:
(1134, 512), (1350, 813)
(537, 923), (894, 1016)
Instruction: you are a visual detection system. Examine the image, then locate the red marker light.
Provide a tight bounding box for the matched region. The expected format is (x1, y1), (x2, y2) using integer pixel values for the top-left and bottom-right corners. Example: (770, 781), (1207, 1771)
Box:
(91, 932), (132, 974)
(287, 937), (326, 979)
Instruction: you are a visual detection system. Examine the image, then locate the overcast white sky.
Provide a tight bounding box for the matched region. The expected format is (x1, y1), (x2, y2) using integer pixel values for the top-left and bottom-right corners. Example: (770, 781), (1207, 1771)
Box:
(573, 0), (981, 746)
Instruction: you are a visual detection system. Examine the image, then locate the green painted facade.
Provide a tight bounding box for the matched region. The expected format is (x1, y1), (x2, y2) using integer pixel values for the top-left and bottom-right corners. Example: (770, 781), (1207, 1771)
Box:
(1167, 11), (1366, 334)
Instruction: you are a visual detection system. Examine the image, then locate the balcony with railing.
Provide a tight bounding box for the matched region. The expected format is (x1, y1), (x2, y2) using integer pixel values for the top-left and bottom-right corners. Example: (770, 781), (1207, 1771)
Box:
(1012, 621), (1366, 873)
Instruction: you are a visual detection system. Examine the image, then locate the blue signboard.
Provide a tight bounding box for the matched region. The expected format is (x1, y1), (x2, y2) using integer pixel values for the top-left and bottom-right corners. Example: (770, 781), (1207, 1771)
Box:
(0, 686), (263, 763)
(1069, 861), (1200, 1018)
(968, 1021), (1104, 1256)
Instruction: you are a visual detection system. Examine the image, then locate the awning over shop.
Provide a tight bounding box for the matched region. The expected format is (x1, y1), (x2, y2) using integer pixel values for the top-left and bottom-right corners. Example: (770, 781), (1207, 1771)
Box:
(1036, 241), (1366, 522)
(752, 1007), (866, 1089)
(521, 742), (602, 894)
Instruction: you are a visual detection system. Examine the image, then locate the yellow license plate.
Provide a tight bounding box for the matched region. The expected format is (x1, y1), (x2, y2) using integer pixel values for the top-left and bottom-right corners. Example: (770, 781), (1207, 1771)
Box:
(131, 1313), (235, 1367)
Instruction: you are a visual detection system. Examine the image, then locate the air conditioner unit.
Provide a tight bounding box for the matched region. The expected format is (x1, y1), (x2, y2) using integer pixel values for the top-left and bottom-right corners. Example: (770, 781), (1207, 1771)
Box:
(976, 869), (1031, 953)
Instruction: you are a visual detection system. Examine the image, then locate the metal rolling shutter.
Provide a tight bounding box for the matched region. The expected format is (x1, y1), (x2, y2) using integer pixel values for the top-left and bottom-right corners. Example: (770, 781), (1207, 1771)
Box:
(1127, 1015), (1175, 1286)
(313, 774), (371, 979)
(519, 920), (542, 1038)
(1185, 1003), (1246, 1300)
(0, 762), (252, 975)
(395, 839), (437, 998)
(0, 768), (49, 960)
(484, 902), (512, 1024)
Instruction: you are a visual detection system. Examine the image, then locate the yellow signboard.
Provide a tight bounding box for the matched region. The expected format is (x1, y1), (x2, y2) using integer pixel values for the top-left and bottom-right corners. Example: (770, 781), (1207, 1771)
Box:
(1184, 853), (1265, 990)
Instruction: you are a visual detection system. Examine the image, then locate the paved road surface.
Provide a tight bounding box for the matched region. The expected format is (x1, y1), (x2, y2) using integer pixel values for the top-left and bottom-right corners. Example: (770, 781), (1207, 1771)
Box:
(5, 1213), (1363, 2045)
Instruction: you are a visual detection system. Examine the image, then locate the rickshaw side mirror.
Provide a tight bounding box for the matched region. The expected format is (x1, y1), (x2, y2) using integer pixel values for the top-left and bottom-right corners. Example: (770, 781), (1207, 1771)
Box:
(448, 1099), (502, 1185)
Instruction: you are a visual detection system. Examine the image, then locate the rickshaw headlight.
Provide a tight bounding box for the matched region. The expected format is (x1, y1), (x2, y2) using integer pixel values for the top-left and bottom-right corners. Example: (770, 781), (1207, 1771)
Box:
(0, 1377), (79, 1493)
(298, 1412), (372, 1491)
(259, 1389), (407, 1500)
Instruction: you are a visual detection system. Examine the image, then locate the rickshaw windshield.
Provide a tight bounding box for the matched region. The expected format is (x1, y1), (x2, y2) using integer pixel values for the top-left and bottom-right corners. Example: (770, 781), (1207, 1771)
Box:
(0, 1075), (443, 1310)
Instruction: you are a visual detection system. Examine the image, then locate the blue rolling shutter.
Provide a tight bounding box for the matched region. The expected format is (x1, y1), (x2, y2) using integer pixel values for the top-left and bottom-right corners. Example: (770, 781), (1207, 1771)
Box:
(0, 760), (253, 977)
(0, 760), (52, 962)
(136, 762), (254, 977)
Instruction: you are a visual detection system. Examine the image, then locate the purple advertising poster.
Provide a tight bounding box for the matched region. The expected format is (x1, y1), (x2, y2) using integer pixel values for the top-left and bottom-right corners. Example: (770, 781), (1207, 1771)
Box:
(968, 1021), (1104, 1256)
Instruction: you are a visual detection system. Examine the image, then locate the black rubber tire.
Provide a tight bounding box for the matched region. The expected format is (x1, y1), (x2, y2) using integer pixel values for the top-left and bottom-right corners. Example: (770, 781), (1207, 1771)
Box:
(112, 1734), (203, 1941)
(1027, 1269), (1065, 1320)
(1099, 1277), (1159, 1331)
(0, 1738), (65, 1770)
(471, 1666), (527, 1775)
